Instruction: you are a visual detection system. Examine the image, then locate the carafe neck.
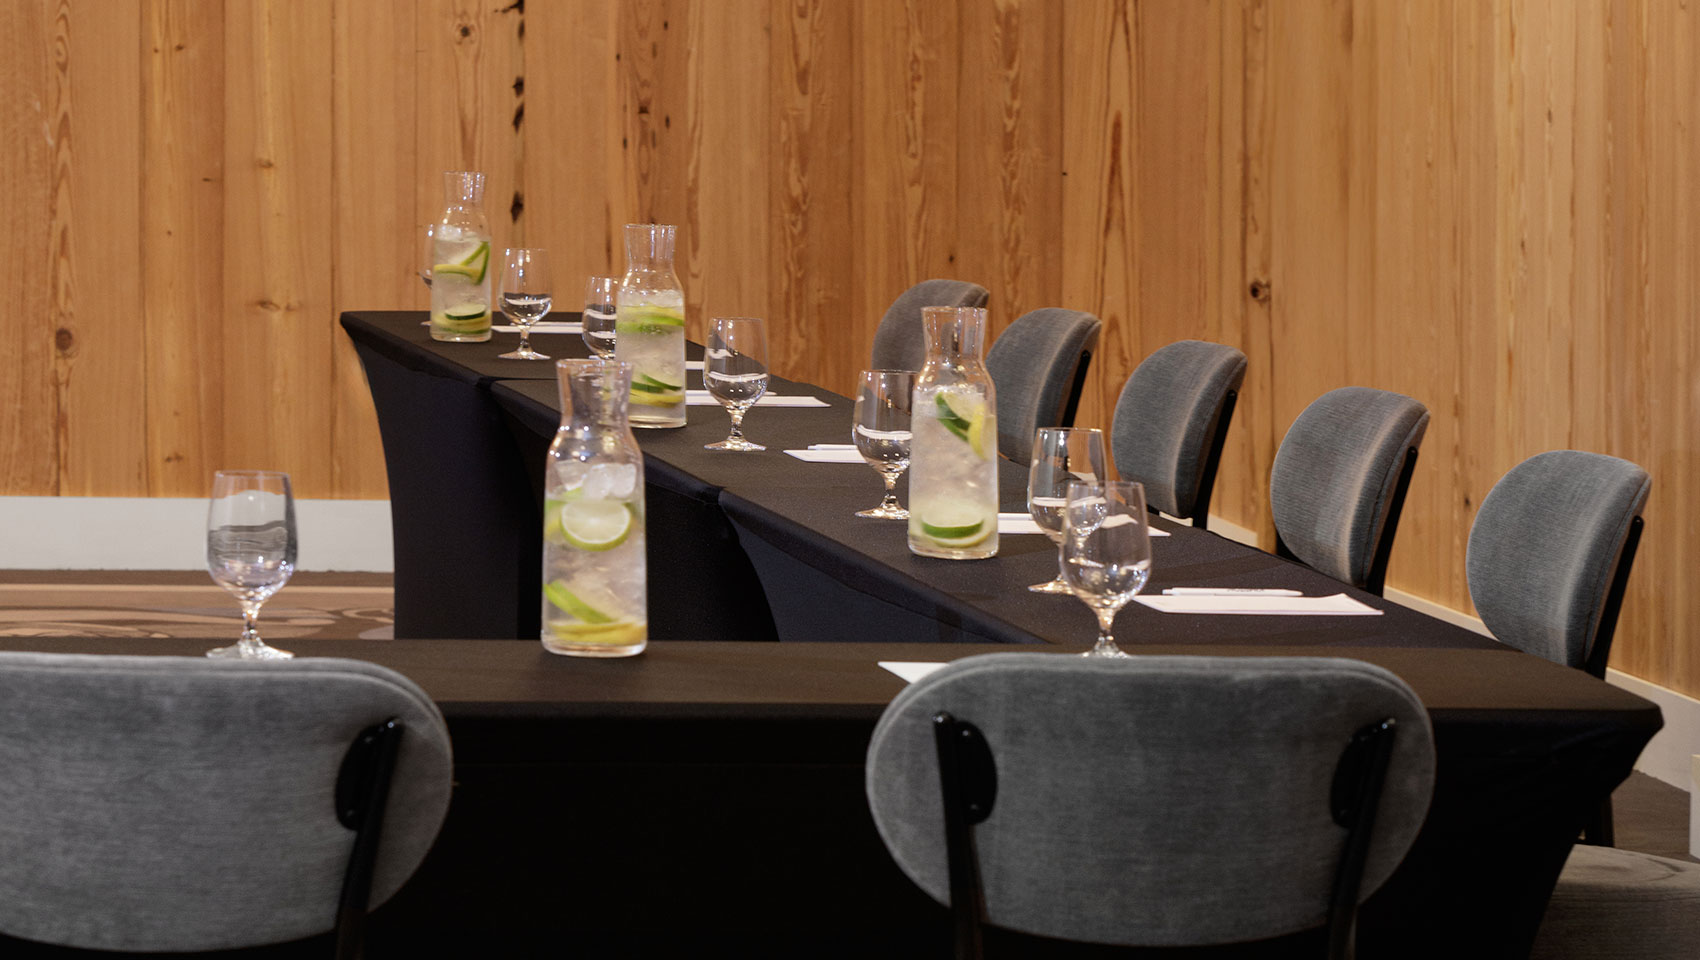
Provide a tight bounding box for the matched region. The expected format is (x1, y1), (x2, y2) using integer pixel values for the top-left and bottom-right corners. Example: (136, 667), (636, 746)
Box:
(922, 306), (988, 369)
(557, 360), (633, 432)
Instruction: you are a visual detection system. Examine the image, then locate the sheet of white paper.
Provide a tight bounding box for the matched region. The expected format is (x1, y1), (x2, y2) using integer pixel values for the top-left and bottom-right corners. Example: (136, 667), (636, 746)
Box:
(1134, 592), (1383, 616)
(784, 448), (864, 463)
(685, 390), (829, 408)
(879, 661), (950, 684)
(808, 443), (857, 450)
(992, 512), (1170, 537)
(996, 513), (1048, 535)
(491, 322), (583, 333)
(686, 360), (704, 371)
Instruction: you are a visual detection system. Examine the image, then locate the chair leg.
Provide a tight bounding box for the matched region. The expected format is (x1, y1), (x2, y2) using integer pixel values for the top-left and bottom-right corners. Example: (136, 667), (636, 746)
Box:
(1582, 796), (1615, 847)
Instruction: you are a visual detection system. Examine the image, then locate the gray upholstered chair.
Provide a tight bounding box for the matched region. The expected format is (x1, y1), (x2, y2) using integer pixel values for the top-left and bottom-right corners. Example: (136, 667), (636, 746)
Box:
(1469, 450), (1649, 849)
(1271, 387), (1430, 596)
(984, 308), (1102, 464)
(0, 654), (454, 958)
(866, 653), (1435, 959)
(1531, 845), (1700, 960)
(869, 279), (990, 373)
(1111, 340), (1247, 530)
(1467, 450), (1649, 678)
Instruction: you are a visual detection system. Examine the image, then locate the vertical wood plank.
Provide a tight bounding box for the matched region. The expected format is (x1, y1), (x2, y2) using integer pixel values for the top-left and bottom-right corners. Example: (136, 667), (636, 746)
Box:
(142, 0), (224, 496)
(57, 0), (147, 496)
(222, 0), (334, 494)
(0, 0), (57, 495)
(526, 1), (625, 293)
(1059, 0), (1137, 434)
(330, 0), (416, 499)
(768, 0), (855, 389)
(852, 0), (960, 341)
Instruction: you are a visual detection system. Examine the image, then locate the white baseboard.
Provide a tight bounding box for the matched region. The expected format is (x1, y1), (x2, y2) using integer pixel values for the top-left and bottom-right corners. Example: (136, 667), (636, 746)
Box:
(0, 496), (393, 572)
(1204, 513), (1696, 803)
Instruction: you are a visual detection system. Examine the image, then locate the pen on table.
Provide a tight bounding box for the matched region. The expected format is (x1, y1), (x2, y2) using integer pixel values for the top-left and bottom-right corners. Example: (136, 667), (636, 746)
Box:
(1161, 587), (1304, 597)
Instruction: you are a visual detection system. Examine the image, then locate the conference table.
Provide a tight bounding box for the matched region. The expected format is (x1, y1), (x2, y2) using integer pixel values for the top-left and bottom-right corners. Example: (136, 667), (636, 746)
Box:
(328, 311), (1662, 957)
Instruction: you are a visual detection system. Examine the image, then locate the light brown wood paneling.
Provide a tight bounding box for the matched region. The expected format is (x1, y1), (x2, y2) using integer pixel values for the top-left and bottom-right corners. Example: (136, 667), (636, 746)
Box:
(3, 0), (1697, 697)
(142, 0), (225, 497)
(0, 0), (57, 495)
(221, 0), (335, 495)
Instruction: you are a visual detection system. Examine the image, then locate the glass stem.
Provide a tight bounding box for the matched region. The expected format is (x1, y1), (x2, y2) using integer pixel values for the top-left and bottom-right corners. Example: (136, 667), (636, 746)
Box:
(519, 327), (532, 352)
(1092, 605), (1117, 651)
(240, 600), (263, 648)
(727, 408), (746, 441)
(881, 473), (900, 511)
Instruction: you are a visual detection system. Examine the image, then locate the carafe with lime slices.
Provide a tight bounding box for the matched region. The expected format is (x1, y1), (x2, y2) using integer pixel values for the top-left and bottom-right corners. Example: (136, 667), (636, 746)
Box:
(615, 223), (687, 427)
(541, 359), (647, 657)
(429, 171), (493, 342)
(908, 306), (999, 559)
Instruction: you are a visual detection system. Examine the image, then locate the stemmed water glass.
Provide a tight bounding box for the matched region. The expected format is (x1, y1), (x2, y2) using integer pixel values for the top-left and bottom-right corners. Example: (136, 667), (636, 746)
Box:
(852, 370), (915, 519)
(206, 470), (297, 660)
(1027, 427), (1108, 593)
(583, 276), (618, 359)
(703, 317), (769, 451)
(1061, 480), (1152, 658)
(498, 248), (551, 360)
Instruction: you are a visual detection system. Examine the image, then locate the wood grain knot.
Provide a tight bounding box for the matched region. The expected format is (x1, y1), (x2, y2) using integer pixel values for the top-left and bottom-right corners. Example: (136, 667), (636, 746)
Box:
(54, 327), (74, 353)
(1248, 280), (1271, 302)
(256, 157), (274, 169)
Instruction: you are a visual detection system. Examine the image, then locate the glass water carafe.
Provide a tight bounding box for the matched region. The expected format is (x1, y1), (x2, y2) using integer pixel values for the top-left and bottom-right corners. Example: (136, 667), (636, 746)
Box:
(429, 171), (493, 342)
(908, 306), (999, 559)
(541, 359), (648, 657)
(615, 223), (687, 428)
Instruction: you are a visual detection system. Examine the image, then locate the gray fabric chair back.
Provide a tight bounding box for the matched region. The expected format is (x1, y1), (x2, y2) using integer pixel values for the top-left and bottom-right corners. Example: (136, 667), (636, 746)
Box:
(1270, 387), (1430, 589)
(869, 279), (990, 372)
(866, 653), (1435, 948)
(0, 653), (453, 953)
(1112, 340), (1247, 522)
(1467, 450), (1650, 670)
(984, 308), (1103, 464)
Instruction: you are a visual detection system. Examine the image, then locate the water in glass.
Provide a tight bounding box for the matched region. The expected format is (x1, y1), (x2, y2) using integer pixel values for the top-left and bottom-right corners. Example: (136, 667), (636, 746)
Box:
(1027, 427), (1108, 593)
(1061, 480), (1152, 658)
(206, 470), (296, 660)
(853, 370), (915, 519)
(704, 317), (768, 451)
(583, 276), (618, 358)
(498, 247), (551, 360)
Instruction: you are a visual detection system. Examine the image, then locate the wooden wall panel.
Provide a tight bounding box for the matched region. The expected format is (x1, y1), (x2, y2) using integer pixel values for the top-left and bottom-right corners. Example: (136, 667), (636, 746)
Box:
(142, 0), (224, 497)
(0, 0), (57, 495)
(4, 0), (1698, 696)
(58, 1), (147, 496)
(221, 0), (335, 494)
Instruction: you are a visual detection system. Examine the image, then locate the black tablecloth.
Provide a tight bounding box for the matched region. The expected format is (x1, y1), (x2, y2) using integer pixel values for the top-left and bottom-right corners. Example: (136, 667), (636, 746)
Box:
(0, 637), (1660, 959)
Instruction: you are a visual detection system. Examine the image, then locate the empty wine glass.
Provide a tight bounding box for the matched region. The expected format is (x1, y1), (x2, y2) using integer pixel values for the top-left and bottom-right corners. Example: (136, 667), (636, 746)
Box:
(1061, 480), (1152, 658)
(583, 276), (618, 359)
(852, 370), (915, 519)
(704, 317), (769, 451)
(206, 470), (297, 660)
(498, 247), (551, 360)
(418, 223), (437, 288)
(1028, 427), (1108, 593)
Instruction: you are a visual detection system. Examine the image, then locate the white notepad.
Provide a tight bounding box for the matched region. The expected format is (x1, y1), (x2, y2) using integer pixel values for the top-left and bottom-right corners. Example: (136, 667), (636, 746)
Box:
(784, 448), (865, 463)
(1134, 592), (1382, 616)
(685, 391), (829, 407)
(879, 662), (949, 684)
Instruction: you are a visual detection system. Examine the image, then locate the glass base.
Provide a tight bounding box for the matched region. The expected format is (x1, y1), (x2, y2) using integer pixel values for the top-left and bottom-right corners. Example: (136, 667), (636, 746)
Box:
(542, 638), (647, 658)
(856, 504), (909, 520)
(705, 437), (765, 451)
(499, 345), (550, 360)
(1082, 640), (1131, 658)
(1029, 577), (1073, 594)
(206, 639), (293, 660)
(908, 539), (998, 560)
(430, 328), (491, 342)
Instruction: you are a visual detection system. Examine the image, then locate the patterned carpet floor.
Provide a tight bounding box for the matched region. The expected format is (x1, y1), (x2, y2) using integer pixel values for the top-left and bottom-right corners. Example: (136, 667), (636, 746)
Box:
(0, 571), (394, 640)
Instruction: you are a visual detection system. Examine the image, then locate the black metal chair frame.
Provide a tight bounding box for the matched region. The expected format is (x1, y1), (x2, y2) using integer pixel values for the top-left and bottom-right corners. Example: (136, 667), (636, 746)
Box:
(1275, 445), (1420, 598)
(931, 710), (1399, 960)
(333, 717), (406, 960)
(1186, 387), (1239, 531)
(1578, 514), (1644, 847)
